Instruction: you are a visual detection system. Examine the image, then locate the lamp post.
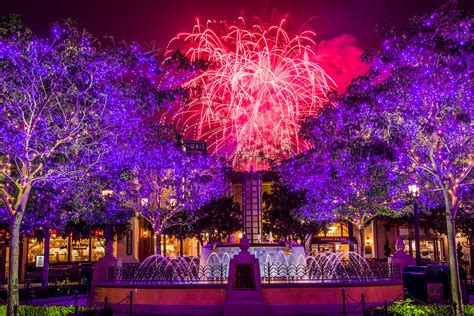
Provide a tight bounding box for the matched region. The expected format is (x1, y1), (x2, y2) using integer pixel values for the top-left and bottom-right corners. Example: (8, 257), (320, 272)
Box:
(408, 184), (421, 265)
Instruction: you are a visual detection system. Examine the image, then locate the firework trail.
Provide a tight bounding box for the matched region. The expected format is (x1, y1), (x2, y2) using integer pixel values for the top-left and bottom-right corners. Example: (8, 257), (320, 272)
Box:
(166, 17), (335, 171)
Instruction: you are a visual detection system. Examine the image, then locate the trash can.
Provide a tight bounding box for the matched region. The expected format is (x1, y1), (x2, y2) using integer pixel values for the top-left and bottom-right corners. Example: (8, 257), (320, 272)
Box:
(403, 264), (467, 304)
(403, 265), (428, 302)
(79, 263), (93, 284)
(425, 265), (450, 303)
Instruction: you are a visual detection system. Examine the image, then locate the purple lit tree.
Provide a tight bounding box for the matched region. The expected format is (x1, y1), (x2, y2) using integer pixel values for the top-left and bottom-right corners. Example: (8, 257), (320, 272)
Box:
(130, 125), (230, 255)
(61, 175), (135, 258)
(351, 6), (471, 312)
(22, 183), (71, 287)
(0, 17), (166, 312)
(279, 104), (402, 257)
(287, 4), (472, 312)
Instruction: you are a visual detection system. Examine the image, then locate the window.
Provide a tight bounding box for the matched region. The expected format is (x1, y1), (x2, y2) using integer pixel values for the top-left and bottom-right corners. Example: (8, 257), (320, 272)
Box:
(27, 235), (105, 263)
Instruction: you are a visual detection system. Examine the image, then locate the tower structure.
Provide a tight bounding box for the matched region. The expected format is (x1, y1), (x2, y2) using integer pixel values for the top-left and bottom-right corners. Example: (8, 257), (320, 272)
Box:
(242, 169), (262, 243)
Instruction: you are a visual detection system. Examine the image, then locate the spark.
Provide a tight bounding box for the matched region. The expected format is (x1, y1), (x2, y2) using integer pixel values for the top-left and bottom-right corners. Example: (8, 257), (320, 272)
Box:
(167, 17), (335, 171)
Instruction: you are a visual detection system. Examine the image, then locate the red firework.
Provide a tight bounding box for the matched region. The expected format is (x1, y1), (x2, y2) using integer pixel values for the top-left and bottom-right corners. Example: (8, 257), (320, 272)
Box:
(167, 17), (335, 171)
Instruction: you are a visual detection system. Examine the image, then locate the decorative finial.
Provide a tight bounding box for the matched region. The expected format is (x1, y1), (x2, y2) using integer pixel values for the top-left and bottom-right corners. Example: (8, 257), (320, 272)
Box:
(239, 234), (250, 252)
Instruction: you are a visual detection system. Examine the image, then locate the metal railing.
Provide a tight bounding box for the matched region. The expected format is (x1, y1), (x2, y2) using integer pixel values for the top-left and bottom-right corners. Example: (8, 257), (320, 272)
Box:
(263, 261), (400, 283)
(108, 261), (400, 284)
(109, 262), (228, 284)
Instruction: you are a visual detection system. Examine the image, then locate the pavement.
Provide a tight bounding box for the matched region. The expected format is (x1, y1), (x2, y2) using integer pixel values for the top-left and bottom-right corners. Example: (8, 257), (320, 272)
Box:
(31, 294), (88, 306)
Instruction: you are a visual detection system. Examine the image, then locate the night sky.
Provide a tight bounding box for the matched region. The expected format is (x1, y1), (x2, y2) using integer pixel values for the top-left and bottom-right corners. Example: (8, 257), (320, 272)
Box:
(1, 0), (473, 90)
(2, 0), (472, 49)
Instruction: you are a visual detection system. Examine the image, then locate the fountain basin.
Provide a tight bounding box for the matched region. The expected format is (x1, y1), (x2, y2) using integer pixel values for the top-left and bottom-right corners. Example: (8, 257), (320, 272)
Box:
(92, 279), (403, 315)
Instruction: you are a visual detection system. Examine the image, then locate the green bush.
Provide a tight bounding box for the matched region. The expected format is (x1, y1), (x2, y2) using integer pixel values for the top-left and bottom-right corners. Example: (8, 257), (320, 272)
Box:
(465, 305), (474, 315)
(386, 299), (474, 316)
(388, 299), (451, 315)
(0, 305), (94, 316)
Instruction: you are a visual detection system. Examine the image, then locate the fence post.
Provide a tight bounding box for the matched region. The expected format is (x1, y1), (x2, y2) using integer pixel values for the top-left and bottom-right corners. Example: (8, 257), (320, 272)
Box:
(361, 293), (366, 315)
(221, 263), (225, 284)
(29, 289), (35, 305)
(452, 302), (457, 316)
(74, 290), (79, 316)
(383, 300), (388, 316)
(129, 289), (133, 316)
(104, 296), (108, 310)
(13, 304), (18, 316)
(342, 288), (346, 316)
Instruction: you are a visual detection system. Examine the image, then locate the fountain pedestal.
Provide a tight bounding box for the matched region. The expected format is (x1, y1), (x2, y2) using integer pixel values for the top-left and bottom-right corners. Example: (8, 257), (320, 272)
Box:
(224, 235), (264, 316)
(92, 241), (122, 283)
(389, 236), (415, 276)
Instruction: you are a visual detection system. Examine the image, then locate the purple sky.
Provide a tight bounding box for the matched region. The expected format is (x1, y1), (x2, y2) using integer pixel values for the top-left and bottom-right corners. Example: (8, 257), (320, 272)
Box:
(1, 0), (472, 92)
(2, 0), (472, 49)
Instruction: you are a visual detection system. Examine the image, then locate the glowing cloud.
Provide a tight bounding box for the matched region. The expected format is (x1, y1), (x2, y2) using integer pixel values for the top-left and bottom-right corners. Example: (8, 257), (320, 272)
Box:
(317, 34), (369, 93)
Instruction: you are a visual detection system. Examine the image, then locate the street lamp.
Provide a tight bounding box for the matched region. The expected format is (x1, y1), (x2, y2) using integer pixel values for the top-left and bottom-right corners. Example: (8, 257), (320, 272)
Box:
(408, 184), (421, 265)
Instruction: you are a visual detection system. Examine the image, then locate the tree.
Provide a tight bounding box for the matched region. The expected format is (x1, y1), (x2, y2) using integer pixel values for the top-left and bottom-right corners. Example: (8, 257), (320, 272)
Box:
(22, 183), (71, 287)
(320, 5), (472, 312)
(419, 205), (473, 240)
(191, 196), (241, 244)
(0, 18), (162, 312)
(330, 163), (401, 258)
(61, 177), (135, 258)
(131, 124), (230, 255)
(263, 181), (327, 245)
(279, 98), (402, 257)
(166, 196), (241, 247)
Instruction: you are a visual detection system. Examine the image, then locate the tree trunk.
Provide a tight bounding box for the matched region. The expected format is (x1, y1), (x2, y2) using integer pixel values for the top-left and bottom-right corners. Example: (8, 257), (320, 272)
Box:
(470, 235), (474, 279)
(41, 227), (51, 287)
(446, 213), (463, 315)
(104, 224), (114, 257)
(155, 233), (161, 256)
(359, 226), (365, 258)
(348, 222), (355, 252)
(7, 213), (23, 315)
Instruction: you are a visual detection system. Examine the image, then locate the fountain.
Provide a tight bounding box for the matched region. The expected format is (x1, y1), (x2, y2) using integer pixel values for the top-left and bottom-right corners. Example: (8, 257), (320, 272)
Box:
(199, 242), (375, 281)
(93, 171), (403, 314)
(126, 241), (382, 284)
(95, 239), (402, 316)
(200, 241), (306, 276)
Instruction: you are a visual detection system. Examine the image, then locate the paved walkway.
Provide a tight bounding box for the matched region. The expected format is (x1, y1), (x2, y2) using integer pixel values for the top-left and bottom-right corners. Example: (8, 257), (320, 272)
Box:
(31, 294), (88, 306)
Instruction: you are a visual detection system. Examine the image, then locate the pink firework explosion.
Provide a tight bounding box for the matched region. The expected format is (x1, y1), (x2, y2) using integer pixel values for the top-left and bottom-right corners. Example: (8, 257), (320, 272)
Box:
(167, 18), (335, 171)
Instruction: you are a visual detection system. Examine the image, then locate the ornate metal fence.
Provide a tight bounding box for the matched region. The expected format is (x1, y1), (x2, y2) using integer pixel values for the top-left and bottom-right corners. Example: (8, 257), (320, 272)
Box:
(263, 260), (400, 282)
(109, 261), (228, 284)
(108, 257), (400, 284)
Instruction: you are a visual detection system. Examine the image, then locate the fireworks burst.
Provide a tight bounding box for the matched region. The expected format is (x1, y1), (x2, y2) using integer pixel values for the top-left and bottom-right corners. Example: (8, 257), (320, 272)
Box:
(167, 17), (335, 171)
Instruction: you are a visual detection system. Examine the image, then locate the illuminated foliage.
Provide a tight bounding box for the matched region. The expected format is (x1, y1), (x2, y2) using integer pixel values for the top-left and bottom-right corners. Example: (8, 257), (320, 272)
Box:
(363, 6), (472, 312)
(128, 124), (230, 254)
(0, 17), (169, 311)
(282, 4), (472, 311)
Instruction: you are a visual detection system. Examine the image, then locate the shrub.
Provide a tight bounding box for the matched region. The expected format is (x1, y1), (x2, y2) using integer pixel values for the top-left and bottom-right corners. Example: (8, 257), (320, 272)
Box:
(0, 305), (95, 316)
(384, 299), (474, 316)
(464, 305), (474, 315)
